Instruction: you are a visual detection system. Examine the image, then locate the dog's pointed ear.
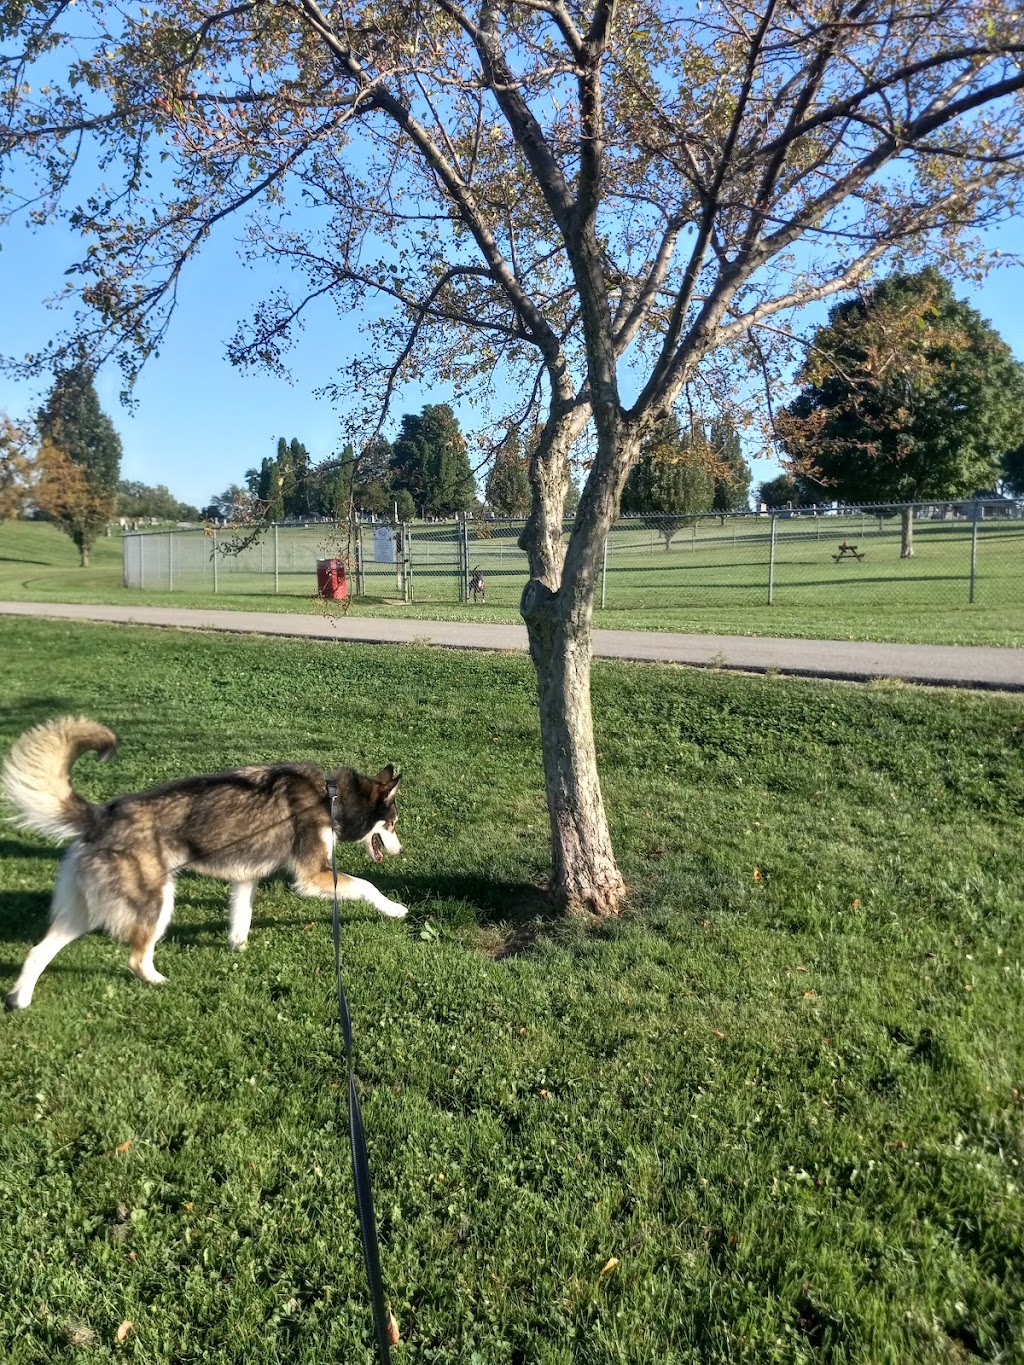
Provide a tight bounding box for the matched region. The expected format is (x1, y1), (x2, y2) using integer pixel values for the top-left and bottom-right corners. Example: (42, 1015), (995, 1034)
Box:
(374, 765), (400, 796)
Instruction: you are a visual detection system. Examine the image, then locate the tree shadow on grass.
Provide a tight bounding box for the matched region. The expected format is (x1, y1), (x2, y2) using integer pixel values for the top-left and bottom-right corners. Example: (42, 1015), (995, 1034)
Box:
(0, 837), (51, 862)
(0, 890), (50, 944)
(387, 871), (559, 957)
(0, 696), (82, 733)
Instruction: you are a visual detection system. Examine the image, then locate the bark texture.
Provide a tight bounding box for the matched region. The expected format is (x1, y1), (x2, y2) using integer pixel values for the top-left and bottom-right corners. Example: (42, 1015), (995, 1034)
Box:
(522, 578), (626, 916)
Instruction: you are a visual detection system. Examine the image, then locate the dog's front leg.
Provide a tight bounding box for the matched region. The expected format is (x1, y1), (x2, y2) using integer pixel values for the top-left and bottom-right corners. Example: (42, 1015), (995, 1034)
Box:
(228, 881), (256, 950)
(295, 870), (408, 919)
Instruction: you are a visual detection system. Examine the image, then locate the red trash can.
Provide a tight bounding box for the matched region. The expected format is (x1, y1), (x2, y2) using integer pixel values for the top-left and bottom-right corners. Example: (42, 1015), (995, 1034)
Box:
(316, 558), (348, 600)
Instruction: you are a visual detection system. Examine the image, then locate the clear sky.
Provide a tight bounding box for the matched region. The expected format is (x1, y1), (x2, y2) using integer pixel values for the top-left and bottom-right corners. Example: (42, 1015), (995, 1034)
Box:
(1, 198), (1022, 510)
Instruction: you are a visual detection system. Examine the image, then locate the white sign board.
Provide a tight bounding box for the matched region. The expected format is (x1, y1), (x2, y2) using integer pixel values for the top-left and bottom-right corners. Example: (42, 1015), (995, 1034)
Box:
(373, 526), (396, 563)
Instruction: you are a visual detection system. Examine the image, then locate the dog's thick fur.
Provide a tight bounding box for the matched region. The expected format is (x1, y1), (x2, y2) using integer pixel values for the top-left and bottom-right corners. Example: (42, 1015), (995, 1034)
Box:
(2, 716), (406, 1010)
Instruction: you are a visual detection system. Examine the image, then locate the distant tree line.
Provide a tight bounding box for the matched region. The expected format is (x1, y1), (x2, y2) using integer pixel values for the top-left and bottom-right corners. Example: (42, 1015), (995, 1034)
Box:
(206, 403), (586, 523)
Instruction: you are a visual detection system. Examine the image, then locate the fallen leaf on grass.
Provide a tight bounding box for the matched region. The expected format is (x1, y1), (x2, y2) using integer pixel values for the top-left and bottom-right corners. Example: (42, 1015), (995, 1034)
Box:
(803, 991), (815, 999)
(753, 868), (763, 882)
(114, 1140), (132, 1154)
(116, 1320), (133, 1344)
(600, 1257), (620, 1276)
(386, 1310), (400, 1346)
(711, 1029), (726, 1040)
(851, 898), (862, 910)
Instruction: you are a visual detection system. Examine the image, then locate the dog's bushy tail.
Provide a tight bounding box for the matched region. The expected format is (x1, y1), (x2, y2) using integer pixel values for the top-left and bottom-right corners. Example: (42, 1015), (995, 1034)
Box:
(2, 716), (117, 841)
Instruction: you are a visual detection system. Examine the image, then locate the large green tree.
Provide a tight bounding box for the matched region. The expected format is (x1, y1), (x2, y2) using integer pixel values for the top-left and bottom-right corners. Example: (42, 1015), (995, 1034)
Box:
(486, 431), (531, 516)
(3, 0), (1024, 912)
(1001, 443), (1024, 496)
(757, 474), (804, 510)
(35, 366), (121, 565)
(779, 270), (1024, 556)
(392, 405), (475, 518)
(621, 415), (715, 548)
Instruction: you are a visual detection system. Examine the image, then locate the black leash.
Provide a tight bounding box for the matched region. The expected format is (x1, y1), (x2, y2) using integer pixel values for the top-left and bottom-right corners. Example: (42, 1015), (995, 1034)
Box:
(328, 784), (393, 1364)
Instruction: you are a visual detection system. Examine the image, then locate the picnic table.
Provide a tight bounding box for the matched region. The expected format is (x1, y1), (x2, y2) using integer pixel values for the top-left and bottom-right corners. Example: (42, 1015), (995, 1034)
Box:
(832, 541), (865, 562)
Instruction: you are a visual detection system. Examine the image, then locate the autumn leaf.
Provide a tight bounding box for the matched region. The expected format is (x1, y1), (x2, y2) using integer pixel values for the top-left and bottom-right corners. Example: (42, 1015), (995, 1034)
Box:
(115, 1140), (132, 1154)
(116, 1320), (133, 1343)
(753, 867), (763, 882)
(386, 1309), (400, 1345)
(600, 1257), (620, 1276)
(711, 1029), (726, 1039)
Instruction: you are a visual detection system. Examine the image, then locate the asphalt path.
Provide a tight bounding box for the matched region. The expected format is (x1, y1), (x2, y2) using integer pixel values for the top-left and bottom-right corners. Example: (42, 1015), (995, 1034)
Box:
(2, 600), (1022, 691)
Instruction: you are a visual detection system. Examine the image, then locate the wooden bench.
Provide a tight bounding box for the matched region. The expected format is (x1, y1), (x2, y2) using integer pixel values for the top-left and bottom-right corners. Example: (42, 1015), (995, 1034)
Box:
(832, 541), (864, 562)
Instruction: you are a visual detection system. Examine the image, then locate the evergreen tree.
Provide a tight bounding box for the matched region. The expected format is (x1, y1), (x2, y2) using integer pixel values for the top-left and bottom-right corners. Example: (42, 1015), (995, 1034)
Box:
(318, 443), (355, 519)
(286, 437), (313, 516)
(392, 404), (474, 517)
(779, 269), (1024, 555)
(709, 419), (751, 513)
(621, 415), (715, 548)
(257, 456), (285, 521)
(353, 435), (394, 514)
(390, 412), (429, 512)
(394, 489), (416, 522)
(36, 364), (121, 564)
(486, 431), (531, 515)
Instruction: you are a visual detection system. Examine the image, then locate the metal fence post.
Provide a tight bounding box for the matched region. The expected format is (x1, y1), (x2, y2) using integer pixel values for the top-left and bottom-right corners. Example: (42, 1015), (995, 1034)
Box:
(768, 514), (777, 605)
(405, 524), (413, 602)
(969, 506), (979, 604)
(274, 524), (280, 594)
(601, 533), (608, 609)
(168, 532), (174, 591)
(462, 518), (470, 603)
(212, 529), (218, 594)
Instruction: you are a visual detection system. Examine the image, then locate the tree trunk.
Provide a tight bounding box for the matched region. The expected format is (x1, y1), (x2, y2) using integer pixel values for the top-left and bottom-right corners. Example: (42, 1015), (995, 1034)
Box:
(522, 579), (626, 917)
(80, 545), (90, 567)
(900, 506), (914, 558)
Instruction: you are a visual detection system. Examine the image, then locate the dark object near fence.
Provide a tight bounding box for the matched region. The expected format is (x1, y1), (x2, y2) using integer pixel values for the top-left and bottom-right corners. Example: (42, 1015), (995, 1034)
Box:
(469, 566), (485, 603)
(832, 542), (865, 563)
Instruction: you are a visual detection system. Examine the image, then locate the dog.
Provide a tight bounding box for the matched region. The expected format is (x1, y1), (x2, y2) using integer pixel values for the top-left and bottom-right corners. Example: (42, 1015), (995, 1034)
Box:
(2, 716), (407, 1010)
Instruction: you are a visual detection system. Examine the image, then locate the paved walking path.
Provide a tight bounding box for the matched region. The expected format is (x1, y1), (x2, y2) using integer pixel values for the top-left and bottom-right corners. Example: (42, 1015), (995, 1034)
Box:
(2, 600), (1023, 691)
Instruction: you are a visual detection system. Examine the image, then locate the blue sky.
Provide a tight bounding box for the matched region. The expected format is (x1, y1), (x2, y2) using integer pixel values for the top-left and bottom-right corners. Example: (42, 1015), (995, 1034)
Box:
(1, 203), (1022, 509)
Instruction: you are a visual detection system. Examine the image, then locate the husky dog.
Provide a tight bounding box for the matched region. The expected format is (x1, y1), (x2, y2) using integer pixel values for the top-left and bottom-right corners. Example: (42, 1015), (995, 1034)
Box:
(2, 716), (407, 1010)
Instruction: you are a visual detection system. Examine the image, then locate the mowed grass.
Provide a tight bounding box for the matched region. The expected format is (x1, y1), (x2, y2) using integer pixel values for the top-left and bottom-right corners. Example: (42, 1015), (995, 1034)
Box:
(4, 517), (1024, 647)
(2, 619), (1024, 1363)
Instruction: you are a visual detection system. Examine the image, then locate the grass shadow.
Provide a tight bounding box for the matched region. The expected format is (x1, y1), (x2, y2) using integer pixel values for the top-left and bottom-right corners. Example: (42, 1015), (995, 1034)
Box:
(389, 871), (559, 957)
(0, 890), (51, 942)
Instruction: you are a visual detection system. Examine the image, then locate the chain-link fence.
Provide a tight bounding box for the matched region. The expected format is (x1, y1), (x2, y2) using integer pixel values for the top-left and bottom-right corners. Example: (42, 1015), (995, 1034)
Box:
(123, 499), (1024, 612)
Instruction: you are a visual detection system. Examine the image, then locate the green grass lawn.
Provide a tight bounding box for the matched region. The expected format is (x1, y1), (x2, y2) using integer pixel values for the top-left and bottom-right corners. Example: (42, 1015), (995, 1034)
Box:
(1, 618), (1023, 1362)
(4, 517), (1024, 647)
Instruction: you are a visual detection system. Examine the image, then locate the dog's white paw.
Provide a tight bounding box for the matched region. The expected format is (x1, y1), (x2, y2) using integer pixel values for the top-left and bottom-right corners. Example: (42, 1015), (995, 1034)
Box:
(379, 900), (408, 919)
(228, 938), (249, 953)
